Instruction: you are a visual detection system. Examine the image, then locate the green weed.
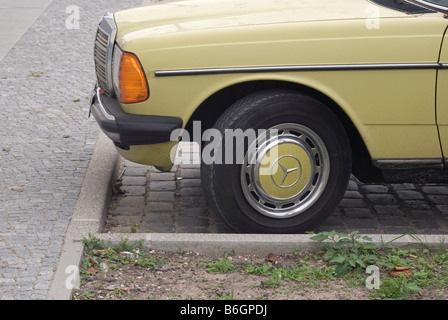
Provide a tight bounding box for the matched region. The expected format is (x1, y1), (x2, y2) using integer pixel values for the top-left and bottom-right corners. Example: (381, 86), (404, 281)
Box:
(373, 273), (420, 300)
(206, 251), (236, 274)
(311, 231), (379, 278)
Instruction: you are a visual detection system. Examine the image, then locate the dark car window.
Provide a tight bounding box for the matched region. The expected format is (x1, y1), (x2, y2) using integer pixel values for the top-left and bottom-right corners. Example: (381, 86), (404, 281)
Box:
(420, 0), (448, 6)
(369, 0), (435, 13)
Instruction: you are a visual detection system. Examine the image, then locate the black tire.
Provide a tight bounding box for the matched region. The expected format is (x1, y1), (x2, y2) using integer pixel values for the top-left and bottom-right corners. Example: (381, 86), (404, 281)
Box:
(201, 89), (351, 233)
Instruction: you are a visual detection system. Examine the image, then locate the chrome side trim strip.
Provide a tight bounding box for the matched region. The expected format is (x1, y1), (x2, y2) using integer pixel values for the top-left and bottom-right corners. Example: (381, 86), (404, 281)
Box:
(372, 158), (444, 170)
(155, 63), (444, 77)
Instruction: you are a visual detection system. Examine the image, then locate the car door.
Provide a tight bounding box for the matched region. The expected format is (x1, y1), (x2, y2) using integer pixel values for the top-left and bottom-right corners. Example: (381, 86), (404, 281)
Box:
(437, 27), (448, 166)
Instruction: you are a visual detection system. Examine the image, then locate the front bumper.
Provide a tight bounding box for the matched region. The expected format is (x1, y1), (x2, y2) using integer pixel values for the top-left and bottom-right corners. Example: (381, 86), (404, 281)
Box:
(89, 86), (183, 148)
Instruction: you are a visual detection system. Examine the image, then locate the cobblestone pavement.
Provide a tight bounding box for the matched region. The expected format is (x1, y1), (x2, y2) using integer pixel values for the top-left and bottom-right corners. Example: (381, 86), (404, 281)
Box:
(0, 0), (141, 300)
(105, 143), (448, 235)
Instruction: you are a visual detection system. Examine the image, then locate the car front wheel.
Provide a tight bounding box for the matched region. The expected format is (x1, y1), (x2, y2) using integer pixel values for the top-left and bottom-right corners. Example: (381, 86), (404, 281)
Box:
(201, 89), (352, 233)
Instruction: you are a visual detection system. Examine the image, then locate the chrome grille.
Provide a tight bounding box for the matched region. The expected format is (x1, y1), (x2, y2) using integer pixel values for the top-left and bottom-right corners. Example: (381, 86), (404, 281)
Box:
(94, 28), (109, 94)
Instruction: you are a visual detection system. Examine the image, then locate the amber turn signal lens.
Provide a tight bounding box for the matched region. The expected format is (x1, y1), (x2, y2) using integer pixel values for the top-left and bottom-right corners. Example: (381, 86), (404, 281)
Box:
(119, 52), (149, 104)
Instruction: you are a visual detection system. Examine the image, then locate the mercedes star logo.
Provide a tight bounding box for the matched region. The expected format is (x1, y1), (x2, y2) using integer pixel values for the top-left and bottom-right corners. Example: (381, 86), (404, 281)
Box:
(271, 155), (302, 188)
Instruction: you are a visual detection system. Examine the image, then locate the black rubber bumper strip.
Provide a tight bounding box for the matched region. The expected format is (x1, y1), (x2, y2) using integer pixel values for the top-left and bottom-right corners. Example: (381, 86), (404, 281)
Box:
(90, 88), (183, 146)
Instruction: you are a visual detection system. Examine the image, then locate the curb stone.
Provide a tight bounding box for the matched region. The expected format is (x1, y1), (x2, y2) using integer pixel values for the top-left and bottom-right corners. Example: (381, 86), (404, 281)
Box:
(91, 233), (448, 255)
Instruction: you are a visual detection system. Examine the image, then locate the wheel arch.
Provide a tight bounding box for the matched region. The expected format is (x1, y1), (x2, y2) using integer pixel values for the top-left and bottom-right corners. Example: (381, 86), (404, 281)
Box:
(184, 79), (384, 182)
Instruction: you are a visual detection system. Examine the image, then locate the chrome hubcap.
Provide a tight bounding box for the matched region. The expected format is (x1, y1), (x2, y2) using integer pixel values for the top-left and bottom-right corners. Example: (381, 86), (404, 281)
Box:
(240, 123), (330, 219)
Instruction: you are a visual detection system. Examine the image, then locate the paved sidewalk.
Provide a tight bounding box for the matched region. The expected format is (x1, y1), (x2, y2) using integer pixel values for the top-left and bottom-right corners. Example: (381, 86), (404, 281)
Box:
(106, 143), (448, 235)
(0, 0), (141, 300)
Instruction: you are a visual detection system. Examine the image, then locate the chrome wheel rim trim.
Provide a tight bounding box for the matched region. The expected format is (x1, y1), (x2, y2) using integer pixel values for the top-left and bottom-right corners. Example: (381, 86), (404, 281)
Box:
(240, 123), (330, 219)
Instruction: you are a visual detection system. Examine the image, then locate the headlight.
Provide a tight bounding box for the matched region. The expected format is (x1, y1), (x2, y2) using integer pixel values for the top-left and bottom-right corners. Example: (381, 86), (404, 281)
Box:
(112, 44), (122, 98)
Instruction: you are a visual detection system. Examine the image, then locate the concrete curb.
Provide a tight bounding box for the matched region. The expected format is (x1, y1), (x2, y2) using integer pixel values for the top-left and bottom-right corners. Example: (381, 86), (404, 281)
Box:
(92, 232), (448, 255)
(47, 132), (120, 300)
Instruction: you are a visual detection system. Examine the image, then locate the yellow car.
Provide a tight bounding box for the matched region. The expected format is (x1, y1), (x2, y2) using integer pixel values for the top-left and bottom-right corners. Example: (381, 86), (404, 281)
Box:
(90, 0), (448, 233)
